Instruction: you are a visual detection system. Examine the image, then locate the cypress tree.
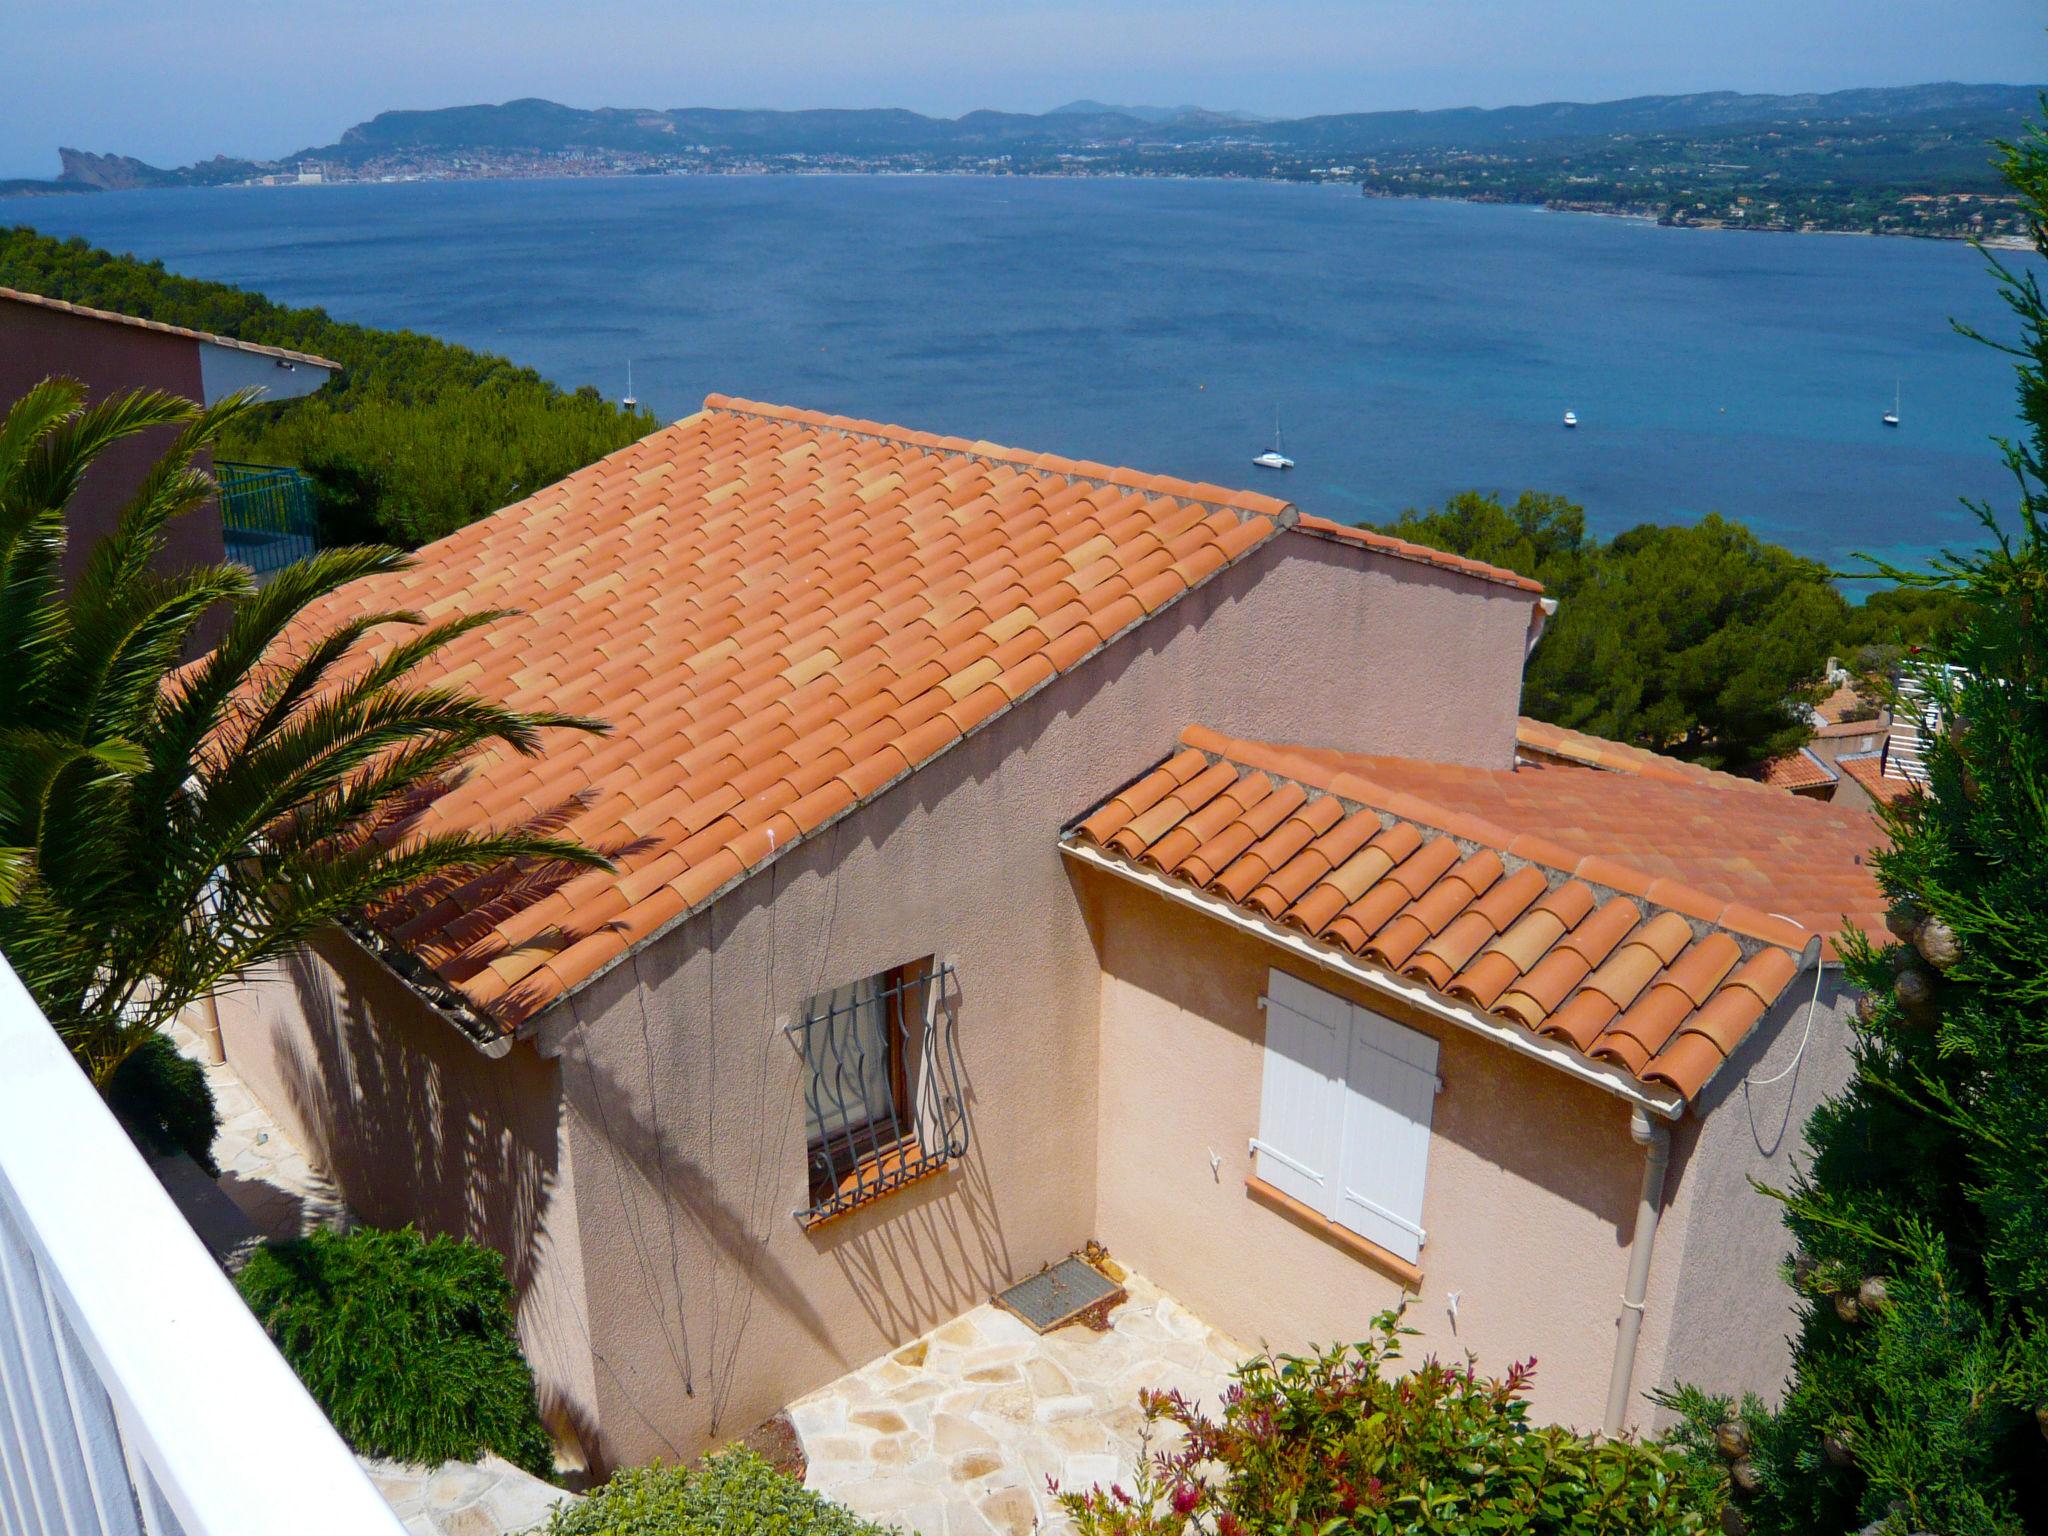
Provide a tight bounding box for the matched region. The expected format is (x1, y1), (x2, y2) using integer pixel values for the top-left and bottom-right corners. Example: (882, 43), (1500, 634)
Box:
(1663, 112), (2048, 1536)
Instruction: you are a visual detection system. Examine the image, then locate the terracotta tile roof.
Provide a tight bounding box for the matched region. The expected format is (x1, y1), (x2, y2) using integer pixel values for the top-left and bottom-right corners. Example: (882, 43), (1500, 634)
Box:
(1514, 717), (1784, 795)
(1753, 747), (1839, 793)
(0, 286), (342, 371)
(1066, 723), (1885, 1104)
(1293, 515), (1546, 594)
(304, 396), (1295, 1032)
(1838, 750), (1923, 808)
(1246, 734), (1885, 948)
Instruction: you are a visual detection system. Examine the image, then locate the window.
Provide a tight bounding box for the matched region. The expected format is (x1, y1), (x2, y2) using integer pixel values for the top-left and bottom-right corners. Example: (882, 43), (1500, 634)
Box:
(1252, 968), (1440, 1264)
(789, 959), (970, 1225)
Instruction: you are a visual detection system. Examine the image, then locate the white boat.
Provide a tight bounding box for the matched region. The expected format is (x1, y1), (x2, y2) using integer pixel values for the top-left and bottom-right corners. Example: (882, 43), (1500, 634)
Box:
(1252, 407), (1294, 470)
(622, 360), (638, 410)
(1883, 379), (1900, 427)
(1562, 410), (1579, 429)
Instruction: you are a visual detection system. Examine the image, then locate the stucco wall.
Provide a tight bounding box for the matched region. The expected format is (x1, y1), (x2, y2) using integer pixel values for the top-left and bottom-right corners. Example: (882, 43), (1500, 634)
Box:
(0, 298), (227, 592)
(1078, 858), (1863, 1434)
(210, 935), (601, 1457)
(1633, 974), (1860, 1420)
(223, 526), (1544, 1468)
(1079, 865), (1649, 1430)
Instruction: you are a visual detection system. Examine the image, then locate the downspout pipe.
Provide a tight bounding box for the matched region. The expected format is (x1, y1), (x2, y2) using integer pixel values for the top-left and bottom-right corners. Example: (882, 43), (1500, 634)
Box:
(1604, 1104), (1673, 1435)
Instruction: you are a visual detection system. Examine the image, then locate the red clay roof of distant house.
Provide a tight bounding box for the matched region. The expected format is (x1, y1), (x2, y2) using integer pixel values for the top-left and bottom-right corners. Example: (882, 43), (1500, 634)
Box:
(1514, 716), (1785, 795)
(1754, 748), (1839, 792)
(307, 396), (1297, 1031)
(0, 286), (342, 371)
(1065, 724), (1886, 1104)
(1293, 514), (1546, 594)
(1838, 751), (1924, 808)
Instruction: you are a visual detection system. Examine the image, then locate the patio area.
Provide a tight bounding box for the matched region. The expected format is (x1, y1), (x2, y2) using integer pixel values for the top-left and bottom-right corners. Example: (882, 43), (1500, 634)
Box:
(789, 1270), (1246, 1536)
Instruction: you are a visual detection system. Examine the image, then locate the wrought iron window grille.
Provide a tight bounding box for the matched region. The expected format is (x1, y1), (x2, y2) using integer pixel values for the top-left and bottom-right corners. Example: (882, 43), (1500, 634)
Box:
(786, 960), (969, 1226)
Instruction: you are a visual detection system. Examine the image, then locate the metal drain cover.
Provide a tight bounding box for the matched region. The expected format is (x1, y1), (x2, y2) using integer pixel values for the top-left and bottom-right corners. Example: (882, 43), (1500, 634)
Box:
(992, 1256), (1124, 1333)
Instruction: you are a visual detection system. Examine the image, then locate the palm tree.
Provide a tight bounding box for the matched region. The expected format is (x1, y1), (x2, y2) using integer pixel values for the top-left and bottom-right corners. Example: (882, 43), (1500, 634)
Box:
(0, 378), (609, 1088)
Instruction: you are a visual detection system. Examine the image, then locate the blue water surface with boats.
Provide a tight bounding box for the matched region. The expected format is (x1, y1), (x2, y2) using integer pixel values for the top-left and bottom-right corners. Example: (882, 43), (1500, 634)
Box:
(16, 173), (2036, 572)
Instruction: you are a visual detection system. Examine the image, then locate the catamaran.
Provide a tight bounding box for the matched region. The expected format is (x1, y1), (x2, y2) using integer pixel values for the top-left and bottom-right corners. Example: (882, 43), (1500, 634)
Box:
(1252, 407), (1294, 470)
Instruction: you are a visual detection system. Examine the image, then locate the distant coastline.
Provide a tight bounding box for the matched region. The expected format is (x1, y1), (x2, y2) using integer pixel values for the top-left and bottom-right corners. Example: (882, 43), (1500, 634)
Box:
(14, 163), (2028, 249)
(15, 82), (2041, 243)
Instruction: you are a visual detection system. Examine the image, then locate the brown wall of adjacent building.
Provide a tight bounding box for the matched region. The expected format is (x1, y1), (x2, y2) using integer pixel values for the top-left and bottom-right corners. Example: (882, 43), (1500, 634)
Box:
(0, 298), (228, 585)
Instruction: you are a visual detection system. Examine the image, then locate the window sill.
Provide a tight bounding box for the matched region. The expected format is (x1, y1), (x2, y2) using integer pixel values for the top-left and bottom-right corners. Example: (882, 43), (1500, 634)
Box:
(1245, 1175), (1424, 1291)
(798, 1138), (951, 1232)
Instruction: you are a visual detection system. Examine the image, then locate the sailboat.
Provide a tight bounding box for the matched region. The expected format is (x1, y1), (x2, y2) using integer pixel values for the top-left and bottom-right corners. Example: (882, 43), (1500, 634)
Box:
(1883, 379), (1900, 428)
(622, 361), (638, 411)
(1252, 407), (1294, 470)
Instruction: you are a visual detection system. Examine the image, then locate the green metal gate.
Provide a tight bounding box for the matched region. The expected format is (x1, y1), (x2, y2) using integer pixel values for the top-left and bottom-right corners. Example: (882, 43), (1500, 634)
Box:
(216, 460), (317, 576)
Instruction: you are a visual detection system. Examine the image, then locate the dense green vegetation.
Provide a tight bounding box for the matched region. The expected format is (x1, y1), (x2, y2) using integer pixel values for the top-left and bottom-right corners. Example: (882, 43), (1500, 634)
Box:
(1057, 1307), (1713, 1536)
(237, 1226), (557, 1476)
(0, 225), (653, 545)
(104, 1032), (219, 1171)
(1653, 110), (2048, 1536)
(1373, 492), (1854, 767)
(547, 1450), (894, 1536)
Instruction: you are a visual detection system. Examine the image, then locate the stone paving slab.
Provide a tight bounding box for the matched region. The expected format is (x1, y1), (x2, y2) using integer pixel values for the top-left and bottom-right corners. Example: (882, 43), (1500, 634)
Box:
(167, 1015), (350, 1254)
(362, 1454), (574, 1536)
(789, 1272), (1244, 1536)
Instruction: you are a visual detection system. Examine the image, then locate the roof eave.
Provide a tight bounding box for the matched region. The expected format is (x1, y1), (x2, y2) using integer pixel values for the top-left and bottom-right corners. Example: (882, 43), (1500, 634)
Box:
(1062, 838), (1691, 1120)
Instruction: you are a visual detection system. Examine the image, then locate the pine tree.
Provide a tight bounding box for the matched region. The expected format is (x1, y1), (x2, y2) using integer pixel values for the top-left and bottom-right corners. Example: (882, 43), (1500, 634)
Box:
(1661, 113), (2048, 1536)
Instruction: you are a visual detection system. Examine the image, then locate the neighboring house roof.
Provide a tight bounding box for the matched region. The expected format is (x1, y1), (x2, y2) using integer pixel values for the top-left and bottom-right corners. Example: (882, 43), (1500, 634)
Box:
(0, 286), (342, 372)
(320, 396), (1295, 1032)
(1753, 746), (1839, 793)
(1291, 514), (1546, 594)
(1838, 750), (1923, 808)
(1513, 717), (1784, 795)
(1064, 724), (1886, 1105)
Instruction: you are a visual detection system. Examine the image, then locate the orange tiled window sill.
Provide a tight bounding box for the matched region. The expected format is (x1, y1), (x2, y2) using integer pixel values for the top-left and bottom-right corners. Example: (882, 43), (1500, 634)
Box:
(1246, 1175), (1424, 1291)
(798, 1137), (950, 1231)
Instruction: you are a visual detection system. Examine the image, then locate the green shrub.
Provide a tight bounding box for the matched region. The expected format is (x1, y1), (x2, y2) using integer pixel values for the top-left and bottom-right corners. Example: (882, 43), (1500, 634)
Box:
(1056, 1308), (1713, 1536)
(547, 1449), (895, 1536)
(235, 1226), (555, 1477)
(104, 1032), (219, 1173)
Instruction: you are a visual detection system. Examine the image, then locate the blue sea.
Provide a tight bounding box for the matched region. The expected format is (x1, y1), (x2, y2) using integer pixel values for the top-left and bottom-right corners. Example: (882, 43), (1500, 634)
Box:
(13, 174), (2036, 572)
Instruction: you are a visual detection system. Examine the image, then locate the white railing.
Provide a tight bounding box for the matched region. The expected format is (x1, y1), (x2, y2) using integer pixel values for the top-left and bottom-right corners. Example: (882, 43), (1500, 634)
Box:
(0, 957), (403, 1535)
(1885, 662), (1969, 785)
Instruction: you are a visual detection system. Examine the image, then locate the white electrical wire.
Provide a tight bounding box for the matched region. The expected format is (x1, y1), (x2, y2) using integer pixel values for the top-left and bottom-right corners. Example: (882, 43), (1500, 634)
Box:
(1747, 925), (1827, 1089)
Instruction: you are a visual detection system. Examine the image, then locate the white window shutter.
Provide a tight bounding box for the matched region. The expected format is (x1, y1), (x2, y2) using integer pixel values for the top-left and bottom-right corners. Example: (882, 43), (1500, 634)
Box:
(1333, 1005), (1440, 1263)
(1253, 970), (1349, 1216)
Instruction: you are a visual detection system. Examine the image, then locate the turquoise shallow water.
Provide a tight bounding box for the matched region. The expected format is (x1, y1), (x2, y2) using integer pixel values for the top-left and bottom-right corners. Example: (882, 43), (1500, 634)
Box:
(14, 174), (2037, 571)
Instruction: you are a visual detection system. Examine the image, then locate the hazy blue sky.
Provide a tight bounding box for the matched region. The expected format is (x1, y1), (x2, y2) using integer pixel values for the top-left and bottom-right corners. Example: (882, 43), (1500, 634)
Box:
(7, 0), (2045, 177)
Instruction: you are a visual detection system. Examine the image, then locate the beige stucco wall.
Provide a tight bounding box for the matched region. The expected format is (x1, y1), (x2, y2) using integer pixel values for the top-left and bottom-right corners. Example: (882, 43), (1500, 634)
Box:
(1078, 858), (1862, 1434)
(1633, 975), (1859, 1420)
(221, 528), (1542, 1469)
(211, 935), (601, 1456)
(1079, 866), (1646, 1430)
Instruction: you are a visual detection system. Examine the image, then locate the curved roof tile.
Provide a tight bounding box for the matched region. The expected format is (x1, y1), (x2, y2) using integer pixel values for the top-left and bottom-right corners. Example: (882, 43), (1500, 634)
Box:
(1061, 723), (1866, 1105)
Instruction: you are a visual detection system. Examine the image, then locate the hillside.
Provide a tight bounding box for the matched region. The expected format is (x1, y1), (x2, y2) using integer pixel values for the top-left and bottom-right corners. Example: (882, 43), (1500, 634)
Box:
(47, 82), (2043, 182)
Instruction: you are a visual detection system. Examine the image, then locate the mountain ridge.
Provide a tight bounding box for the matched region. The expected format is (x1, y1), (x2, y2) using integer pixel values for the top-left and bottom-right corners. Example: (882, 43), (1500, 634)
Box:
(43, 80), (2047, 189)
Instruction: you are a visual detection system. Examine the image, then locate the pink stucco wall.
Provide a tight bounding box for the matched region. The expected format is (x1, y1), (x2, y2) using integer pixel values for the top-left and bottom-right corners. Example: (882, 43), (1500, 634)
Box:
(221, 527), (1545, 1468)
(0, 298), (228, 592)
(1078, 860), (1860, 1433)
(211, 936), (601, 1457)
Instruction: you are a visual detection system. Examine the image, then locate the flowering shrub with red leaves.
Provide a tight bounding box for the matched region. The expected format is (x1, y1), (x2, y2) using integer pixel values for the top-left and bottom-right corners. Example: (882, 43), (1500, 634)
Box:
(1054, 1308), (1712, 1536)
